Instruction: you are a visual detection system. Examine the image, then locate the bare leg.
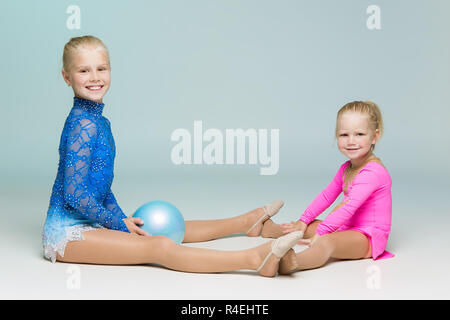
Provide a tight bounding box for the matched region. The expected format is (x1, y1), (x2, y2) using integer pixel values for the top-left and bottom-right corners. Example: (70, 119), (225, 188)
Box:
(57, 229), (282, 277)
(183, 207), (268, 243)
(278, 230), (371, 274)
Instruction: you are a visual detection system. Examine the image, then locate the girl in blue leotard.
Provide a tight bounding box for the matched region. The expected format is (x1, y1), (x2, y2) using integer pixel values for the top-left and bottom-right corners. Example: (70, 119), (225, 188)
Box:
(42, 35), (302, 277)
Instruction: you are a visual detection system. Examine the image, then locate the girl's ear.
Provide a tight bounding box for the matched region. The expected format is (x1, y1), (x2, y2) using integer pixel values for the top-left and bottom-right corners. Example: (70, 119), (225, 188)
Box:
(62, 69), (71, 86)
(372, 128), (380, 144)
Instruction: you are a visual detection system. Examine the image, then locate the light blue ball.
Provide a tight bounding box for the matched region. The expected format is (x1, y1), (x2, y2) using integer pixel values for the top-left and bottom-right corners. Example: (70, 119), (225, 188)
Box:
(132, 200), (185, 244)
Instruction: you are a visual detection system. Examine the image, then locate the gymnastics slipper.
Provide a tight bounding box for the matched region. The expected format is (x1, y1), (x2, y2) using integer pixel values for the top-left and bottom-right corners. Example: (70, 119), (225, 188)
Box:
(246, 200), (284, 235)
(256, 231), (304, 274)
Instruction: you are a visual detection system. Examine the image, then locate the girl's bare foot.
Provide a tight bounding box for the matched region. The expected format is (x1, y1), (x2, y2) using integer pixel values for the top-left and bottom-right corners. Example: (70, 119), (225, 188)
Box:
(278, 249), (298, 275)
(261, 219), (284, 238)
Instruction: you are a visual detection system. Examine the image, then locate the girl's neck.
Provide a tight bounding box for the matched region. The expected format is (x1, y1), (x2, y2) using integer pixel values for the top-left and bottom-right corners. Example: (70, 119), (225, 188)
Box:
(75, 95), (103, 104)
(73, 96), (105, 117)
(349, 152), (376, 170)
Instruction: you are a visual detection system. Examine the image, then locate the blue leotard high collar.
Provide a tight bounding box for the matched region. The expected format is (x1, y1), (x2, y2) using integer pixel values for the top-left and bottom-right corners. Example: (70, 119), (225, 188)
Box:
(73, 96), (105, 117)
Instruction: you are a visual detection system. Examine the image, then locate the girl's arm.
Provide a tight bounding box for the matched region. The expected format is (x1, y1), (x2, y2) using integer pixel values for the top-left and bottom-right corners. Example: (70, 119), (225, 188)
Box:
(315, 167), (380, 235)
(298, 162), (348, 225)
(103, 190), (128, 220)
(63, 117), (129, 232)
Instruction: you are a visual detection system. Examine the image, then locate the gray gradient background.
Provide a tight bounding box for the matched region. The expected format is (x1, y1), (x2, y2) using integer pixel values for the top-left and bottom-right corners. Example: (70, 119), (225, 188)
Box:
(0, 0), (449, 299)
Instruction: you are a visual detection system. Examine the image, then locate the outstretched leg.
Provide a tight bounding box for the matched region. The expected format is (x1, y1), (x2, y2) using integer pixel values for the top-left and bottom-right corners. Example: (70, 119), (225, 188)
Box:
(182, 201), (282, 243)
(183, 208), (263, 242)
(57, 228), (282, 276)
(278, 230), (371, 274)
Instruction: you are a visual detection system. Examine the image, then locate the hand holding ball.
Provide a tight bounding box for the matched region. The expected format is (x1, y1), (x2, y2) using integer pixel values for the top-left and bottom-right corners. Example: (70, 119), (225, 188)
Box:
(132, 200), (185, 244)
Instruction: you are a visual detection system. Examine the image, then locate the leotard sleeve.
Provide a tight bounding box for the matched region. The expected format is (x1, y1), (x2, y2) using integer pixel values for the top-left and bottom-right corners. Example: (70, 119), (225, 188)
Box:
(299, 162), (347, 225)
(63, 117), (129, 232)
(315, 166), (380, 235)
(103, 190), (128, 220)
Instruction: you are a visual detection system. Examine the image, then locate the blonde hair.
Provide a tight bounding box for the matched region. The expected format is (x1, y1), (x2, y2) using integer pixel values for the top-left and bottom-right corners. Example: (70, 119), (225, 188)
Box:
(62, 35), (110, 72)
(335, 101), (384, 150)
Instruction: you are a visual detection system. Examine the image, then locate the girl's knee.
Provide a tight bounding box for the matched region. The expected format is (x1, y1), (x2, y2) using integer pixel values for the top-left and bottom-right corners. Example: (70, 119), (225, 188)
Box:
(313, 234), (336, 253)
(146, 235), (177, 260)
(136, 235), (177, 266)
(149, 235), (176, 250)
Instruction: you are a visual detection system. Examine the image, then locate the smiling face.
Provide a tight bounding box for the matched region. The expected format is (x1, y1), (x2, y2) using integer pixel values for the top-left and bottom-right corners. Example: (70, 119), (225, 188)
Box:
(336, 111), (379, 166)
(62, 45), (110, 103)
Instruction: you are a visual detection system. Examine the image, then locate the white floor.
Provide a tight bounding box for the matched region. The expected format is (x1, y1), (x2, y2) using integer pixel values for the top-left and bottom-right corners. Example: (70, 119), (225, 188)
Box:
(1, 175), (449, 300)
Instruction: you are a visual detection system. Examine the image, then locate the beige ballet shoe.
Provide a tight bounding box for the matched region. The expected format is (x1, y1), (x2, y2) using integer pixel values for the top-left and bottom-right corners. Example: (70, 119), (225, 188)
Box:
(256, 231), (304, 273)
(246, 200), (284, 235)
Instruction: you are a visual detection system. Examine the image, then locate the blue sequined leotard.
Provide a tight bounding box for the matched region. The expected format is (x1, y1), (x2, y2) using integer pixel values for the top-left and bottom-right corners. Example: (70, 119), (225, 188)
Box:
(42, 97), (130, 262)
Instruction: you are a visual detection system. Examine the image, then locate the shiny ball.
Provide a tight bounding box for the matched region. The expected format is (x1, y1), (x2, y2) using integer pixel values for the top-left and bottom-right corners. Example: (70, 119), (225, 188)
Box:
(133, 200), (185, 243)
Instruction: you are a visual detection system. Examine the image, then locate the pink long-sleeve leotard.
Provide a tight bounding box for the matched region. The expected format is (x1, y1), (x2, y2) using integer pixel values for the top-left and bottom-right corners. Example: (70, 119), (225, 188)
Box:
(299, 160), (394, 260)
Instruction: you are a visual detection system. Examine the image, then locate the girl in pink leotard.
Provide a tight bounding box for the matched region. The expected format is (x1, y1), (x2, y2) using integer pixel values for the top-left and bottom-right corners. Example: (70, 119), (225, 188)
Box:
(262, 101), (394, 274)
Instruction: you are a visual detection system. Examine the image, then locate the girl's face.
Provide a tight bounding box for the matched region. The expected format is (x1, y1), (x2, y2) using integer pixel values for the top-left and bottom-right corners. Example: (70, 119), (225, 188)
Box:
(62, 45), (110, 103)
(336, 111), (379, 165)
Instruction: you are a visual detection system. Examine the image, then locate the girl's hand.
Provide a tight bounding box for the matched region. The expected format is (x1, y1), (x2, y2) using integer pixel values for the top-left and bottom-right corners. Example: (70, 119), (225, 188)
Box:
(298, 233), (319, 247)
(280, 220), (307, 234)
(122, 217), (151, 236)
